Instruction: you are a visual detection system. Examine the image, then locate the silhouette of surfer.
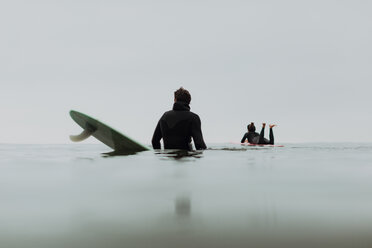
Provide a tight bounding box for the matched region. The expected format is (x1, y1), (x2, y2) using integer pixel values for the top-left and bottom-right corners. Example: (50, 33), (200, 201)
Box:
(152, 87), (207, 150)
(241, 122), (276, 145)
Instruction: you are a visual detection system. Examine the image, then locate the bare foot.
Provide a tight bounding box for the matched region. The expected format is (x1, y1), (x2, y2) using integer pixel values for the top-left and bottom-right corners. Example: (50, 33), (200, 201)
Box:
(269, 124), (276, 128)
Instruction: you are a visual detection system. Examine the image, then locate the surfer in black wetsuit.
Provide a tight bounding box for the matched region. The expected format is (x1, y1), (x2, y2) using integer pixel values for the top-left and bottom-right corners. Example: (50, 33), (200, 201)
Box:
(152, 87), (207, 150)
(241, 122), (276, 145)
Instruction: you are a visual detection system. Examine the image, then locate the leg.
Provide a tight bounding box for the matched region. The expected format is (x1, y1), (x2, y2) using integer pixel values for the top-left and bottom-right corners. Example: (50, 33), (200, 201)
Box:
(269, 128), (274, 145)
(258, 125), (266, 144)
(268, 124), (276, 145)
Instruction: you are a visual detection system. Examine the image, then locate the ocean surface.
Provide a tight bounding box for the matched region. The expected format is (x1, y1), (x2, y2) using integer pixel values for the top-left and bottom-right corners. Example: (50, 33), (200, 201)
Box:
(1, 143), (372, 248)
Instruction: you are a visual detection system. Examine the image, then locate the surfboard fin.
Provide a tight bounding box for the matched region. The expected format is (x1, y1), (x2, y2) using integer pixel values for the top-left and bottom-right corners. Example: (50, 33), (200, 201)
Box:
(70, 123), (97, 142)
(70, 129), (93, 142)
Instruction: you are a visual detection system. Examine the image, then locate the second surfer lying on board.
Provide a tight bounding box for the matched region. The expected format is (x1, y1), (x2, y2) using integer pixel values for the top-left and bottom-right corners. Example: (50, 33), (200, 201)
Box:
(241, 122), (276, 145)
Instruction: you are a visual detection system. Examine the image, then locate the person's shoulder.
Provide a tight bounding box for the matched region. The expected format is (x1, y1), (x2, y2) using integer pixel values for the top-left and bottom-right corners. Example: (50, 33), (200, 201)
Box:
(189, 111), (201, 119)
(157, 111), (169, 121)
(163, 110), (173, 115)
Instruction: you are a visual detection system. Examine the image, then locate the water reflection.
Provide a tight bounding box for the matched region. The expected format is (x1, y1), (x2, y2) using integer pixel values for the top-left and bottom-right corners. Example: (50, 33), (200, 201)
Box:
(101, 150), (140, 157)
(155, 150), (203, 160)
(175, 195), (191, 218)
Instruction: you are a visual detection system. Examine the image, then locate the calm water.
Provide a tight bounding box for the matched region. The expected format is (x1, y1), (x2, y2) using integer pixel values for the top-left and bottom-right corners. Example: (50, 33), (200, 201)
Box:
(1, 143), (372, 248)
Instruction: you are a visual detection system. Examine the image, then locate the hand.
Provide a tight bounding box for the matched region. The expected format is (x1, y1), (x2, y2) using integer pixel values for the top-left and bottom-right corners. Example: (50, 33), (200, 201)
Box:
(262, 123), (266, 127)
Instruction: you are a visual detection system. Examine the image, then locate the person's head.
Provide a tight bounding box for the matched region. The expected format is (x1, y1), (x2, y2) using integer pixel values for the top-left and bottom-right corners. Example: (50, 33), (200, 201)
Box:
(174, 87), (191, 104)
(247, 122), (256, 132)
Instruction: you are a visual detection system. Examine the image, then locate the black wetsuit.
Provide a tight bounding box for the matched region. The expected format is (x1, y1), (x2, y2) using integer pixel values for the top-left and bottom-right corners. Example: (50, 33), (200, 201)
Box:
(152, 101), (207, 150)
(241, 126), (274, 145)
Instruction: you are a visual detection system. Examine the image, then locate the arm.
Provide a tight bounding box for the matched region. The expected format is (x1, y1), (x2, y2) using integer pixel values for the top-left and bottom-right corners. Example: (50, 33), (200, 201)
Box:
(241, 133), (248, 143)
(191, 115), (207, 150)
(151, 121), (162, 149)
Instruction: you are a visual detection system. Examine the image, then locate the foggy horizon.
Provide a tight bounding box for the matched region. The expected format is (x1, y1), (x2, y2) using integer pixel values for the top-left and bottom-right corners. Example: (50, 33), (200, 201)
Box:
(1, 1), (371, 144)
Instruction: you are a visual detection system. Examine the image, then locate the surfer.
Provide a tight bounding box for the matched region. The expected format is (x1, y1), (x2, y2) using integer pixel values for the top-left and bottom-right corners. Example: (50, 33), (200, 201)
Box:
(152, 87), (207, 150)
(241, 122), (276, 145)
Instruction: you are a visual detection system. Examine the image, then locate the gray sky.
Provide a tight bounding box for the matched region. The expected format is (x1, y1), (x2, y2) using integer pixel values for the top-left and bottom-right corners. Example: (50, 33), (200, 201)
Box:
(1, 0), (371, 144)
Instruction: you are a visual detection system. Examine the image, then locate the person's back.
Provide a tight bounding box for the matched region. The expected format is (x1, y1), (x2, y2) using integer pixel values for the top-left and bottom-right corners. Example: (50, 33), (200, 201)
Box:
(243, 131), (260, 144)
(152, 88), (207, 150)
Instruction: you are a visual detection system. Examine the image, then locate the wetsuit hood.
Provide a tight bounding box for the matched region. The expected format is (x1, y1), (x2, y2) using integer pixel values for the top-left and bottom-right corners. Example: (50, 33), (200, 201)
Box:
(173, 101), (190, 111)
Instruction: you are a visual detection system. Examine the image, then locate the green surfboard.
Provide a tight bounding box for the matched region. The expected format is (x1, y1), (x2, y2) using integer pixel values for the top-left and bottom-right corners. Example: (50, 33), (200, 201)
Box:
(69, 110), (150, 154)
